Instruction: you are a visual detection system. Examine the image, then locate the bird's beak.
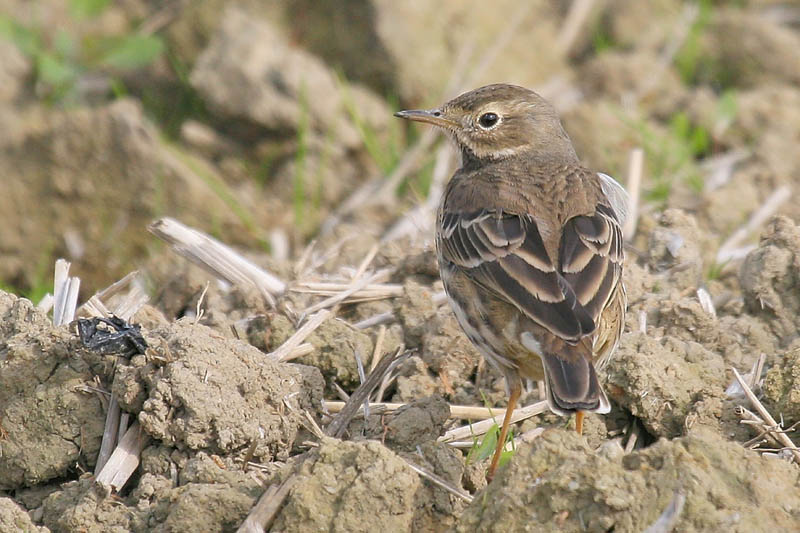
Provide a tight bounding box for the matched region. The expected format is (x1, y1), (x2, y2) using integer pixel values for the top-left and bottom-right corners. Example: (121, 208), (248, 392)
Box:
(394, 109), (458, 129)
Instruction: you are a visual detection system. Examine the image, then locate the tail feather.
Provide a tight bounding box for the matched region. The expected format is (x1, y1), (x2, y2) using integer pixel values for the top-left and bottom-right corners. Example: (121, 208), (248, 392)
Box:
(541, 352), (610, 415)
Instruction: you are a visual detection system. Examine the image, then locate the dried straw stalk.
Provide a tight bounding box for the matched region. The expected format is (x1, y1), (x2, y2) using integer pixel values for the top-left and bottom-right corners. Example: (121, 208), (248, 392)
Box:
(732, 367), (800, 463)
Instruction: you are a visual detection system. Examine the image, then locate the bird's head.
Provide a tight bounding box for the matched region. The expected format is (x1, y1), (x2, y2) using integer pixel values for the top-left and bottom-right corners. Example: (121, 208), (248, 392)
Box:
(395, 83), (577, 164)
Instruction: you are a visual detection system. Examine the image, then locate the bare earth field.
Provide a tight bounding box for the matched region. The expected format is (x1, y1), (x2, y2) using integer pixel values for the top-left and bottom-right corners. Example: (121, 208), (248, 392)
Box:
(2, 1), (800, 532)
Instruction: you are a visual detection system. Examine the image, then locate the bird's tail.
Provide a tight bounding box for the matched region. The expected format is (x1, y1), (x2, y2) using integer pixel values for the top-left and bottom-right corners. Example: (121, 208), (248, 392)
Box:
(541, 352), (610, 416)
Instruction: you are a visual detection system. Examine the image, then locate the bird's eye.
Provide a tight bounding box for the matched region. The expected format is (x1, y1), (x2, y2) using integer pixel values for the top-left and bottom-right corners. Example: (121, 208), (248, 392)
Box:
(478, 112), (499, 129)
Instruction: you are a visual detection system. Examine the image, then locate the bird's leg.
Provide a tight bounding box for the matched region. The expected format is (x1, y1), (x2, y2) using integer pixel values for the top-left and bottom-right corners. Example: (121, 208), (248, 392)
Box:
(575, 410), (585, 434)
(487, 376), (521, 482)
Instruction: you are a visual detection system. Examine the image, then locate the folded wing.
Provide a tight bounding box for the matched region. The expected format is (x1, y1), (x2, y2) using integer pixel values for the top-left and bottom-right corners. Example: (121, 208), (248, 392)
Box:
(439, 204), (623, 342)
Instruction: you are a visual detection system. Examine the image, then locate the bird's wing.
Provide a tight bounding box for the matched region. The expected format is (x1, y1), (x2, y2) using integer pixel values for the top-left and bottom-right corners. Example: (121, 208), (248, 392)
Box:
(438, 204), (624, 343)
(597, 172), (629, 227)
(558, 203), (625, 326)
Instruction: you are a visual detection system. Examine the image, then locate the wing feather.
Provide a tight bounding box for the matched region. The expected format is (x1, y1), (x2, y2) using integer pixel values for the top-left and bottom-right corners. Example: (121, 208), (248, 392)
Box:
(438, 200), (624, 344)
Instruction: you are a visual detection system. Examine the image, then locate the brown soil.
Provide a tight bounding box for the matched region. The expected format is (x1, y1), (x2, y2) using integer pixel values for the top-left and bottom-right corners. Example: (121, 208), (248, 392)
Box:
(455, 428), (800, 532)
(2, 1), (800, 532)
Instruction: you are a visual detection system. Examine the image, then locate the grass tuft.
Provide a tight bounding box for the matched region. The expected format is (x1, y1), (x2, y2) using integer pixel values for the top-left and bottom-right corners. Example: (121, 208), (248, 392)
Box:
(0, 2), (164, 104)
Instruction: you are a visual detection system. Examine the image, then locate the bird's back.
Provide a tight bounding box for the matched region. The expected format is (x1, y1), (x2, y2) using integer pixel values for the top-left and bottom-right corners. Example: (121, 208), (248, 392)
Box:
(442, 158), (609, 262)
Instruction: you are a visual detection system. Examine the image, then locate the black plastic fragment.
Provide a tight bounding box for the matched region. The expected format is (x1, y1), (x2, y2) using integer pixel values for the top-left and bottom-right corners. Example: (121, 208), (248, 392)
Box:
(76, 315), (147, 356)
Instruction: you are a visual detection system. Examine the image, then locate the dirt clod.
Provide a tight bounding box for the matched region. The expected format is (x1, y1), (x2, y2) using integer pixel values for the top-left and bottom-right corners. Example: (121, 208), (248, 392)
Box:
(190, 7), (389, 150)
(385, 395), (449, 451)
(0, 497), (48, 533)
(42, 478), (144, 533)
(740, 216), (800, 346)
(271, 438), (420, 533)
(269, 314), (374, 390)
(405, 441), (468, 532)
(763, 340), (800, 427)
(606, 332), (724, 437)
(40, 456), (262, 533)
(395, 279), (438, 349)
(455, 428), (800, 532)
(0, 292), (106, 490)
(647, 209), (705, 291)
(128, 320), (324, 463)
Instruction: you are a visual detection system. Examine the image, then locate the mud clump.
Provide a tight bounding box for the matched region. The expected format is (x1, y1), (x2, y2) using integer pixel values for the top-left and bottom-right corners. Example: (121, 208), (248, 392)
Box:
(394, 280), (483, 403)
(190, 7), (390, 150)
(42, 479), (145, 533)
(456, 428), (800, 532)
(41, 454), (263, 533)
(329, 396), (456, 467)
(762, 340), (800, 427)
(122, 320), (324, 462)
(268, 314), (373, 391)
(740, 216), (800, 346)
(404, 441), (469, 532)
(656, 296), (777, 371)
(0, 497), (48, 533)
(578, 50), (687, 116)
(0, 100), (244, 292)
(384, 395), (449, 451)
(271, 438), (420, 533)
(0, 292), (106, 490)
(730, 85), (800, 180)
(350, 1), (566, 102)
(701, 8), (800, 88)
(395, 280), (438, 349)
(280, 399), (465, 531)
(646, 209), (705, 291)
(606, 332), (724, 438)
(562, 99), (639, 174)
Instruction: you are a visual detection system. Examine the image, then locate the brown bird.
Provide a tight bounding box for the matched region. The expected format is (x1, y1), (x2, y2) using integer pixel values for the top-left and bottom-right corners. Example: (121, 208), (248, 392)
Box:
(395, 84), (627, 480)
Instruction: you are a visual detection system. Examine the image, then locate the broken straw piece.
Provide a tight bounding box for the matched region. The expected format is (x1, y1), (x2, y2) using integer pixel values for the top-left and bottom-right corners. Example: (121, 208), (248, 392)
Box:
(149, 217), (286, 302)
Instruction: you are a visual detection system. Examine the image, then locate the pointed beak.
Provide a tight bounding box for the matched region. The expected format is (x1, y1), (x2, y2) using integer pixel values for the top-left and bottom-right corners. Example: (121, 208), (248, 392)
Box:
(394, 108), (458, 129)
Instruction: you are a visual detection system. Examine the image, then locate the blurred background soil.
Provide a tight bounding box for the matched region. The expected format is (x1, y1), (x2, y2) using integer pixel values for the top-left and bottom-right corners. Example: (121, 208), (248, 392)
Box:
(2, 1), (800, 531)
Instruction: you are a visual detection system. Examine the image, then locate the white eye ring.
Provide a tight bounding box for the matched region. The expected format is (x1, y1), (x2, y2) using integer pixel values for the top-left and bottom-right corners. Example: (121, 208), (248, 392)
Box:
(477, 112), (501, 129)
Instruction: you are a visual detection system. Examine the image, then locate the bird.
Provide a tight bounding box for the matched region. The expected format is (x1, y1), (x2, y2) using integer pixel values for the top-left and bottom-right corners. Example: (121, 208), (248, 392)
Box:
(394, 84), (628, 480)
